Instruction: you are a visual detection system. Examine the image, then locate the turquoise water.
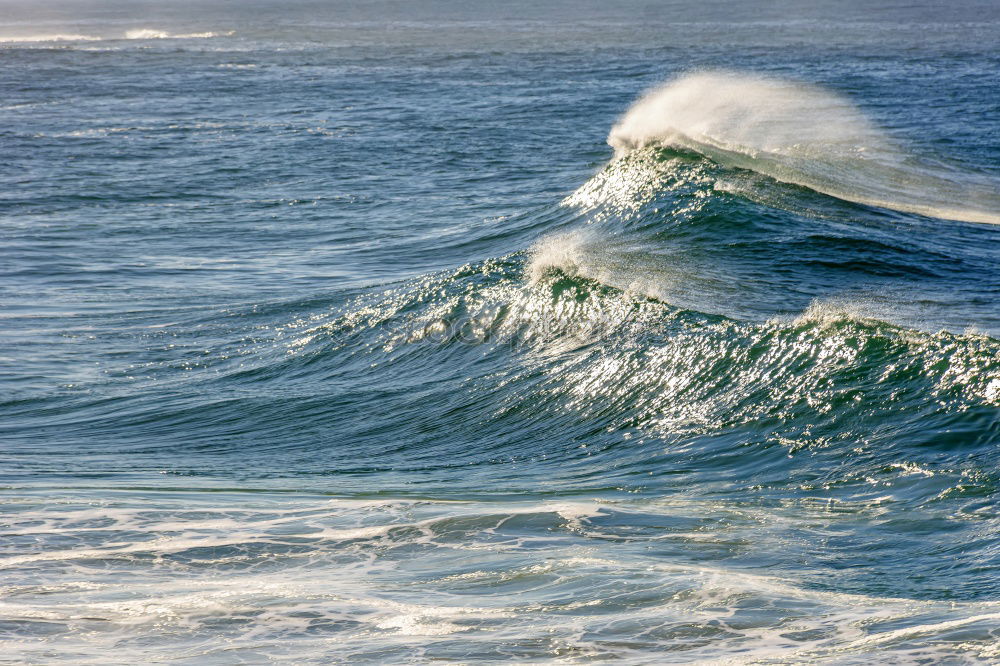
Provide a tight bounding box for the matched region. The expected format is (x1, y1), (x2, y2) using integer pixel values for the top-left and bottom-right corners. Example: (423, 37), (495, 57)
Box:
(2, 1), (1000, 662)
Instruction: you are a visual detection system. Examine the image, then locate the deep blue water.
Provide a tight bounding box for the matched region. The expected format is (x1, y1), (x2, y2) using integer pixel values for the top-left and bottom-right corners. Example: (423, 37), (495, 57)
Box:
(2, 1), (1000, 662)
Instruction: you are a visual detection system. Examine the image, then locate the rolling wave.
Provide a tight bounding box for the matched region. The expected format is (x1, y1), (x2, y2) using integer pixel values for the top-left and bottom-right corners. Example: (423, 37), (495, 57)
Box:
(609, 71), (1000, 225)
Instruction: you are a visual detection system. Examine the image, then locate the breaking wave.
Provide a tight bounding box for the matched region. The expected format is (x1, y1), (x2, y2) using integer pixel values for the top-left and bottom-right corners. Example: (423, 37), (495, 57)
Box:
(609, 71), (1000, 225)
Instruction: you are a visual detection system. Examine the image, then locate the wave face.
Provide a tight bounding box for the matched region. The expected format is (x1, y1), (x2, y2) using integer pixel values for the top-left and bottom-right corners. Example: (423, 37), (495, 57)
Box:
(2, 6), (1000, 664)
(610, 71), (1000, 225)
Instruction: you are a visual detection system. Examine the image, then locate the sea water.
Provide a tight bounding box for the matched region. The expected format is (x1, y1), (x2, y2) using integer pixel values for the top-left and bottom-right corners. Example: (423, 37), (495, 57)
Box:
(2, 0), (1000, 662)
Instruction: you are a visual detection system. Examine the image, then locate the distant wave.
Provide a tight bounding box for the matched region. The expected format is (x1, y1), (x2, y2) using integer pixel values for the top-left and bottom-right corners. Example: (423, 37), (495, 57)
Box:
(0, 29), (233, 44)
(0, 34), (103, 43)
(123, 29), (234, 40)
(609, 71), (1000, 226)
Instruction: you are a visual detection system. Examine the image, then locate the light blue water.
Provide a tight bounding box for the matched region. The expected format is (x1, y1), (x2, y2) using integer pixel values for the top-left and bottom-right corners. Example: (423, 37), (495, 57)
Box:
(2, 1), (1000, 662)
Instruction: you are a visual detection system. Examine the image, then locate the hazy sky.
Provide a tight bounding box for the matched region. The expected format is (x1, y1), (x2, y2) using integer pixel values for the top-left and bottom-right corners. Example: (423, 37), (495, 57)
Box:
(2, 0), (999, 27)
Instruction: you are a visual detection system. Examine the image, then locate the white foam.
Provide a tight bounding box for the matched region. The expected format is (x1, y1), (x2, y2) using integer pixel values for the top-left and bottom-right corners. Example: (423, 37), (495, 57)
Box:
(527, 230), (592, 284)
(3, 492), (999, 662)
(124, 29), (233, 39)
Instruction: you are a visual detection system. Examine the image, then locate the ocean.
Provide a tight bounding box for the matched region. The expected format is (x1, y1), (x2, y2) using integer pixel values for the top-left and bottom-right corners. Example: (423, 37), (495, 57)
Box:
(2, 0), (1000, 662)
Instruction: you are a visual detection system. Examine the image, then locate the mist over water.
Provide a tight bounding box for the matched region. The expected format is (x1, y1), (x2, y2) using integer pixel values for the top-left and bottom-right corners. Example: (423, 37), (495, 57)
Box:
(2, 1), (1000, 663)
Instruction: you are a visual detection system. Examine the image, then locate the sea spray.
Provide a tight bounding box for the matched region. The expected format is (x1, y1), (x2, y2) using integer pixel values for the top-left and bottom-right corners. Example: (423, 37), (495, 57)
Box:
(608, 71), (884, 158)
(609, 71), (1000, 225)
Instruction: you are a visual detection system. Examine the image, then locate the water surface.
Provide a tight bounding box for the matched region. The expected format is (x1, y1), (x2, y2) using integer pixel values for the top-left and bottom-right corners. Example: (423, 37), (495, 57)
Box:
(2, 1), (1000, 662)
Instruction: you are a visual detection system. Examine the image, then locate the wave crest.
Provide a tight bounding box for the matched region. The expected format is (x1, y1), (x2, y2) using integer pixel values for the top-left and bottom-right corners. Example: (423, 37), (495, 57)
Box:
(609, 71), (883, 159)
(609, 70), (1000, 225)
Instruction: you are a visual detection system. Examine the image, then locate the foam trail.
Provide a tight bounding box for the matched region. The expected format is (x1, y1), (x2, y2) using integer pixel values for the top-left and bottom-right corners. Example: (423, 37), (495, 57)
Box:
(609, 71), (1000, 225)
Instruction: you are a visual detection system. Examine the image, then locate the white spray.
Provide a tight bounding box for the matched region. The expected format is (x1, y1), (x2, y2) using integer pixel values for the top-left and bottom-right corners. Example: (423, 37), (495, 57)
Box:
(607, 70), (1000, 226)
